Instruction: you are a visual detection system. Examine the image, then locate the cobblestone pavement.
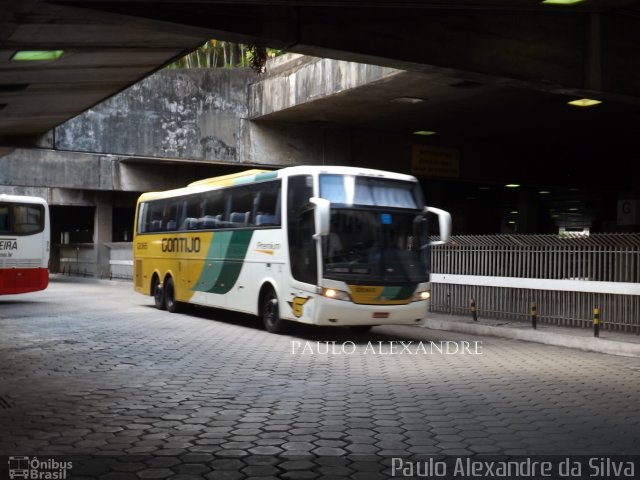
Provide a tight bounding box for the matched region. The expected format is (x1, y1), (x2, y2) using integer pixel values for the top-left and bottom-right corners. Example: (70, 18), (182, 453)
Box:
(1, 276), (639, 479)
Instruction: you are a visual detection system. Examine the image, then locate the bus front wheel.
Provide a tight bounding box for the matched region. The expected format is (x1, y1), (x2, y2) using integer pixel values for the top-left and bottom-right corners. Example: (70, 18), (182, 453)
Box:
(152, 276), (165, 310)
(262, 290), (286, 334)
(164, 277), (183, 313)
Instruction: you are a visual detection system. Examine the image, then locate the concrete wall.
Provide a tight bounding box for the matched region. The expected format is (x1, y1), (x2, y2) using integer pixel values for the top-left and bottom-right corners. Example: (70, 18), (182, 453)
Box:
(250, 54), (401, 118)
(50, 55), (411, 173)
(0, 149), (222, 203)
(56, 69), (255, 162)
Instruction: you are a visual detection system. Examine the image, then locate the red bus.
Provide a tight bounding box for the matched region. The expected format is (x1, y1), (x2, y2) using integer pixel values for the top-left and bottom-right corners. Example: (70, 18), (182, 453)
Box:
(0, 194), (50, 295)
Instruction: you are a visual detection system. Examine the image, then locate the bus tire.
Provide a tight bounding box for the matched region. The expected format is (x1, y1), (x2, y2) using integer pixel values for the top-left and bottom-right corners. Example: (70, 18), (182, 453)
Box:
(261, 289), (286, 334)
(152, 276), (165, 310)
(164, 276), (183, 314)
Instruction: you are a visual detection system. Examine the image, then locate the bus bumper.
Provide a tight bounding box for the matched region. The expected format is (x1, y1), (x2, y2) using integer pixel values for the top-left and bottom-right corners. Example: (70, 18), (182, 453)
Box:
(313, 297), (428, 327)
(0, 268), (49, 295)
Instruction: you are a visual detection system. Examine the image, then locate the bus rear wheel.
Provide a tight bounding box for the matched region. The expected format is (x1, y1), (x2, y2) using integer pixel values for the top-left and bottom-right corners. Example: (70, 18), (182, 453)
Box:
(262, 290), (286, 334)
(152, 276), (165, 310)
(164, 277), (183, 313)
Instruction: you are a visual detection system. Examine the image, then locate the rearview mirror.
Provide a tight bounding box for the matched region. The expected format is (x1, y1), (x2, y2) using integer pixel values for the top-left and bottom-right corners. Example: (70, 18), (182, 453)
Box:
(424, 206), (452, 245)
(310, 197), (330, 238)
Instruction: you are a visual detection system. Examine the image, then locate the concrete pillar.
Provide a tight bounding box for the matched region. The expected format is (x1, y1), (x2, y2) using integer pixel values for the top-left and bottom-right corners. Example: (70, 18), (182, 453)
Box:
(94, 192), (113, 279)
(517, 188), (539, 234)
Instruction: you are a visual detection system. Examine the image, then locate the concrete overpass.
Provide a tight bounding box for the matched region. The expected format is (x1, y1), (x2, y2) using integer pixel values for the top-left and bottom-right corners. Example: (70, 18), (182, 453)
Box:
(2, 0), (640, 151)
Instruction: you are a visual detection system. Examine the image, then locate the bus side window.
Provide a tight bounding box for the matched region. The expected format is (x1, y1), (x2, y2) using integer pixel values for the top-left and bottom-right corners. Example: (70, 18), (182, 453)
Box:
(228, 186), (255, 228)
(200, 190), (225, 229)
(162, 202), (178, 231)
(137, 203), (147, 234)
(179, 195), (201, 230)
(145, 201), (165, 232)
(255, 181), (281, 226)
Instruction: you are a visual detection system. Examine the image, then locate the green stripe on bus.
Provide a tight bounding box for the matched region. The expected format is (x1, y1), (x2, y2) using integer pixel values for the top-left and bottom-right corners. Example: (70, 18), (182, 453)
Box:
(375, 285), (415, 301)
(194, 230), (254, 295)
(254, 171), (278, 182)
(233, 170), (278, 185)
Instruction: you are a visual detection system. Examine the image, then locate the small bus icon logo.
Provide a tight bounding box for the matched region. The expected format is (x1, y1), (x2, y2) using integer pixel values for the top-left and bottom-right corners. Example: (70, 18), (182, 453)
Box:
(8, 456), (30, 479)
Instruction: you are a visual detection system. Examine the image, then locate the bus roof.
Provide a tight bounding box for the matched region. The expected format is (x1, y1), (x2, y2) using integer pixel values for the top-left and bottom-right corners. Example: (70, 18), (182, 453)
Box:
(0, 194), (48, 206)
(137, 166), (418, 202)
(188, 169), (272, 187)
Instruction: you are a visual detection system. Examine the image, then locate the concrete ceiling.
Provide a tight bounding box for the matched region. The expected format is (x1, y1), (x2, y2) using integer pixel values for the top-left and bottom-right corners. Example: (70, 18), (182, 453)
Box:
(254, 66), (640, 150)
(0, 1), (213, 138)
(1, 0), (640, 156)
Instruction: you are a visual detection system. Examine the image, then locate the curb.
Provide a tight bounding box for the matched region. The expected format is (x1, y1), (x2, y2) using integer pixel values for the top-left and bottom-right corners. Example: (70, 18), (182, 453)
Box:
(422, 317), (640, 358)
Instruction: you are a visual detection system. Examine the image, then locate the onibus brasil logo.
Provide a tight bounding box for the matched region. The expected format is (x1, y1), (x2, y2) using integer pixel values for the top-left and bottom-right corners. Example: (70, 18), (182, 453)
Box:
(8, 456), (72, 479)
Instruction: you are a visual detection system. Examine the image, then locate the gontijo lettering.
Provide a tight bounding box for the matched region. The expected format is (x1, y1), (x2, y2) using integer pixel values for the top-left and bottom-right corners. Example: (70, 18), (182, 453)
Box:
(161, 237), (201, 253)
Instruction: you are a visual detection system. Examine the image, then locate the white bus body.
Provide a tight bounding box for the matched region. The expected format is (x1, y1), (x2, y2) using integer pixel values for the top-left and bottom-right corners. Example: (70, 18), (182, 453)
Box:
(0, 194), (50, 295)
(134, 166), (451, 333)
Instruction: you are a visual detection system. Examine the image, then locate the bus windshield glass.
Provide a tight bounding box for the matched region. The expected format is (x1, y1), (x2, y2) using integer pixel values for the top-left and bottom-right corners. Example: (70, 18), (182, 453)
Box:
(319, 174), (422, 209)
(322, 209), (429, 283)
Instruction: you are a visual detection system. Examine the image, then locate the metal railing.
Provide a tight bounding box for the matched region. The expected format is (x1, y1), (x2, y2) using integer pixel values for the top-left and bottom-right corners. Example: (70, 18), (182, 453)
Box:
(59, 244), (97, 277)
(430, 234), (640, 333)
(106, 242), (133, 280)
(56, 243), (133, 280)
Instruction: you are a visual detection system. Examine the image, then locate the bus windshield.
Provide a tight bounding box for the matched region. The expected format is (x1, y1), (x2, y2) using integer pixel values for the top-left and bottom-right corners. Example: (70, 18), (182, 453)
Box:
(322, 208), (429, 283)
(319, 174), (423, 209)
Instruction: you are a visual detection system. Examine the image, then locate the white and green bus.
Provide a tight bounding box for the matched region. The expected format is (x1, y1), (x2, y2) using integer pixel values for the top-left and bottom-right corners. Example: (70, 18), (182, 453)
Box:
(133, 166), (451, 333)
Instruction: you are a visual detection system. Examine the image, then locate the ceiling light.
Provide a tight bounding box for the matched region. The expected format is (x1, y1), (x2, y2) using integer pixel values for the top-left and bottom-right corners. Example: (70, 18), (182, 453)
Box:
(413, 130), (436, 136)
(510, 211), (518, 214)
(542, 0), (584, 4)
(567, 98), (601, 107)
(392, 97), (425, 104)
(505, 184), (520, 188)
(11, 50), (64, 61)
(539, 190), (551, 194)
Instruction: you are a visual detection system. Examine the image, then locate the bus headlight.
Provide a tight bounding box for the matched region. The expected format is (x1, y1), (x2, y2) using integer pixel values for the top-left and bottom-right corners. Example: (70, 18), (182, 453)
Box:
(412, 290), (431, 302)
(322, 288), (352, 302)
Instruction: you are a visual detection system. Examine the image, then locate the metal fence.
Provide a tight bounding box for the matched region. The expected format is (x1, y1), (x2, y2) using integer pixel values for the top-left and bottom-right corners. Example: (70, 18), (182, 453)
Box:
(58, 244), (97, 277)
(106, 243), (134, 280)
(429, 234), (640, 333)
(56, 243), (133, 280)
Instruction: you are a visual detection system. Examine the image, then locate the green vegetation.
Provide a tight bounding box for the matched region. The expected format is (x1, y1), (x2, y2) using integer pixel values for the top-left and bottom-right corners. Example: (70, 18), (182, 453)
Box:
(167, 40), (282, 73)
